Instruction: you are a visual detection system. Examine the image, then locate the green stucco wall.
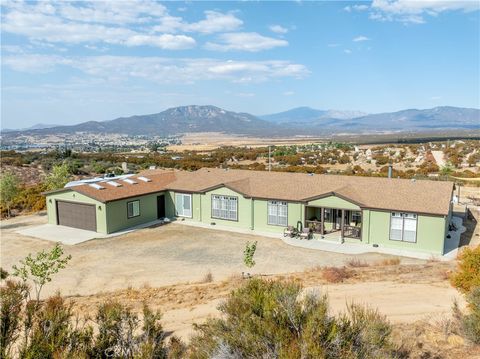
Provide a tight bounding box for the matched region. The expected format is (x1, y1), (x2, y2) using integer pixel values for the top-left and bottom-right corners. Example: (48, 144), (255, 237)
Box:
(105, 191), (168, 233)
(362, 210), (446, 255)
(45, 190), (107, 233)
(253, 200), (303, 233)
(197, 187), (252, 228)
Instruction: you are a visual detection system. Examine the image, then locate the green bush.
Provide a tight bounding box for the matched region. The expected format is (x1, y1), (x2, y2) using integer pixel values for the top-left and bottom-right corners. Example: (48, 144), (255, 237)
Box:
(450, 246), (480, 294)
(454, 287), (480, 344)
(0, 280), (29, 358)
(188, 278), (406, 358)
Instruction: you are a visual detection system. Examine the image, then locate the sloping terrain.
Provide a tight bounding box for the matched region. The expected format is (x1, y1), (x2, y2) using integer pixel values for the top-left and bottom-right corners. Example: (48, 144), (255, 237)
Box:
(2, 105), (479, 138)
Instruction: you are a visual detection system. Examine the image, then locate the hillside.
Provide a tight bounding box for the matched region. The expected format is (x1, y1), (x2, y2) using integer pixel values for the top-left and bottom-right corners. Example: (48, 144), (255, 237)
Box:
(2, 105), (479, 138)
(4, 106), (286, 137)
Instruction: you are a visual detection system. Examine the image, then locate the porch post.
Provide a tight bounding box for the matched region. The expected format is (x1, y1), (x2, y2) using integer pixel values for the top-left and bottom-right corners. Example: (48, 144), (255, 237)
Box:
(320, 207), (325, 236)
(340, 209), (345, 243)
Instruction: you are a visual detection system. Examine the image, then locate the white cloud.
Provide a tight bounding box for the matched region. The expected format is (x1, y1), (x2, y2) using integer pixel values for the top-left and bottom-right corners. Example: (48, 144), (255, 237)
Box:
(344, 49), (352, 54)
(353, 35), (370, 42)
(283, 91), (295, 96)
(1, 2), (242, 49)
(186, 11), (243, 34)
(124, 34), (196, 50)
(361, 0), (480, 24)
(1, 3), (197, 50)
(3, 55), (309, 83)
(205, 32), (288, 52)
(344, 5), (369, 12)
(152, 11), (243, 34)
(269, 24), (288, 34)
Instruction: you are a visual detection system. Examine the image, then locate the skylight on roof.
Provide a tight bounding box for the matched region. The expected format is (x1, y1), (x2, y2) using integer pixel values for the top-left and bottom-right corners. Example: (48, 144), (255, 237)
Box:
(123, 178), (138, 185)
(89, 183), (105, 190)
(138, 176), (152, 182)
(106, 181), (122, 187)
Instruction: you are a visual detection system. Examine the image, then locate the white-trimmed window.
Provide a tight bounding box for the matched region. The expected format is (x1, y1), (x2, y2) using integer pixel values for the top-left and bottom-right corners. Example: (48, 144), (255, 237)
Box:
(212, 195), (237, 221)
(390, 212), (417, 242)
(268, 201), (288, 226)
(127, 200), (140, 218)
(175, 193), (192, 217)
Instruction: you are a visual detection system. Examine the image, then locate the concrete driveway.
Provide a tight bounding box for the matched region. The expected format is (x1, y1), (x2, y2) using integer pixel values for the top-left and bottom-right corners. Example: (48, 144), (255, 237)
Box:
(15, 219), (168, 245)
(1, 214), (421, 298)
(17, 224), (106, 245)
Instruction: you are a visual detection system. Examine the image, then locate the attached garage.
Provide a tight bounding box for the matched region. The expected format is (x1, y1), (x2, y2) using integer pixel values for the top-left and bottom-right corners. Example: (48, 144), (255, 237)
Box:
(56, 201), (97, 232)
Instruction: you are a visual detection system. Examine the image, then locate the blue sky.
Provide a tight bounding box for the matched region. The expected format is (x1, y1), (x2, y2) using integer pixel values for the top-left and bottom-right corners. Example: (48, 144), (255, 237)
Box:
(1, 0), (479, 128)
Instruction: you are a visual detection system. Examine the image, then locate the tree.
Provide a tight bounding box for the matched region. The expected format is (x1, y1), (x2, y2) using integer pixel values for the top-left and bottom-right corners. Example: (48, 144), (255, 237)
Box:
(12, 243), (72, 303)
(0, 171), (19, 217)
(440, 162), (454, 176)
(243, 241), (257, 275)
(44, 163), (71, 191)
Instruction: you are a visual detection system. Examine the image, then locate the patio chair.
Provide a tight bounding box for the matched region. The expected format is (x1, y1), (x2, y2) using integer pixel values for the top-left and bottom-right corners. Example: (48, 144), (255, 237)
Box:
(299, 228), (312, 240)
(284, 225), (296, 237)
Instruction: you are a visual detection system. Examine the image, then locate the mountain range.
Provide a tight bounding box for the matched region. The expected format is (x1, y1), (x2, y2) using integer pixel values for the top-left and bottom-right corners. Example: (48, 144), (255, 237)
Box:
(2, 105), (479, 137)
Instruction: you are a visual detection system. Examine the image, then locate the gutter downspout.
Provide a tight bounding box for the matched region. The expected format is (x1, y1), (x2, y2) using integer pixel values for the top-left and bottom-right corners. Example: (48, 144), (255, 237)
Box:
(251, 198), (254, 230)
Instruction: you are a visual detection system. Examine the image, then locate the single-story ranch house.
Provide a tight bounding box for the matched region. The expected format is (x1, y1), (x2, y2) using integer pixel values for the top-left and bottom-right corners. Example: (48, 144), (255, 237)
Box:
(44, 168), (454, 256)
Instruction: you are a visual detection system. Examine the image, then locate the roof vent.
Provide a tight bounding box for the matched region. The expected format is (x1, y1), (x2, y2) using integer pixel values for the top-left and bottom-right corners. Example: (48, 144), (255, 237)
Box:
(106, 181), (122, 187)
(123, 178), (138, 185)
(89, 183), (105, 190)
(138, 176), (152, 182)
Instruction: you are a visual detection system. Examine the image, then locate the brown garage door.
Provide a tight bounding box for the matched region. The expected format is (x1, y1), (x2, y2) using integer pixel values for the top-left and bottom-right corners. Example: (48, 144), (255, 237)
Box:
(56, 201), (97, 231)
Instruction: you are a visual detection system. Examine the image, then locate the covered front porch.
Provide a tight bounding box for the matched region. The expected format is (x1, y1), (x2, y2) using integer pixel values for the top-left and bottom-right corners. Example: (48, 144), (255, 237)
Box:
(304, 206), (362, 241)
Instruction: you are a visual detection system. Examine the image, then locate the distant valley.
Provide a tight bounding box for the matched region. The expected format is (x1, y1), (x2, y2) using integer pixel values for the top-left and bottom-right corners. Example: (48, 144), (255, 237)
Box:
(2, 105), (479, 139)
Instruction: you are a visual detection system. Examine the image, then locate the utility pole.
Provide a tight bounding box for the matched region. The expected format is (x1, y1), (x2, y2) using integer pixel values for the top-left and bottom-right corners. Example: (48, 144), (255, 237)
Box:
(268, 145), (271, 172)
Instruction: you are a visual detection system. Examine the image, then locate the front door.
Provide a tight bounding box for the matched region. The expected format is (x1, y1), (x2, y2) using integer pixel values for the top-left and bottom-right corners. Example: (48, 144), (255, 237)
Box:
(157, 195), (166, 219)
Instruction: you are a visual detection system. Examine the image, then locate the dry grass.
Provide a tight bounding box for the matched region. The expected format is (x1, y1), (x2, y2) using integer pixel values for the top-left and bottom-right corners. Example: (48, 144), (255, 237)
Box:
(392, 319), (480, 359)
(346, 258), (370, 268)
(201, 271), (213, 283)
(321, 266), (351, 283)
(376, 258), (401, 266)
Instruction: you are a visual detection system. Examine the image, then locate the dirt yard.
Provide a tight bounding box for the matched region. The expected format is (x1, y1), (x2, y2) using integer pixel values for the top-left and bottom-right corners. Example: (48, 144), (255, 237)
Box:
(1, 214), (477, 356)
(1, 214), (418, 297)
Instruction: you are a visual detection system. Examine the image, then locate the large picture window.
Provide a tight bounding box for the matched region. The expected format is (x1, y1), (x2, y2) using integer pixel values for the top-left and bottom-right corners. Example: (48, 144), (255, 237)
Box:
(175, 193), (192, 217)
(268, 201), (288, 226)
(212, 195), (237, 221)
(127, 200), (140, 218)
(390, 212), (417, 242)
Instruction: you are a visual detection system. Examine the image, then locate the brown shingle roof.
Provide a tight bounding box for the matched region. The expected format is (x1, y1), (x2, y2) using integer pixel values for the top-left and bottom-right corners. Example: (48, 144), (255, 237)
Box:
(64, 168), (453, 216)
(73, 171), (177, 203)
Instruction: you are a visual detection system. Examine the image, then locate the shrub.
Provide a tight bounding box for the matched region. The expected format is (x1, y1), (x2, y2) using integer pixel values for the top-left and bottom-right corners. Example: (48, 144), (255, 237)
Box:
(201, 271), (213, 283)
(346, 258), (369, 268)
(322, 266), (351, 283)
(0, 280), (29, 358)
(377, 258), (401, 266)
(450, 246), (480, 294)
(453, 287), (480, 344)
(0, 267), (8, 280)
(188, 278), (405, 358)
(20, 294), (93, 359)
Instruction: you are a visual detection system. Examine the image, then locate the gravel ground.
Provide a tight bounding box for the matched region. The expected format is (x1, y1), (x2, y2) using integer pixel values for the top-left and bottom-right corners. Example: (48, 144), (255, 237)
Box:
(1, 214), (420, 297)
